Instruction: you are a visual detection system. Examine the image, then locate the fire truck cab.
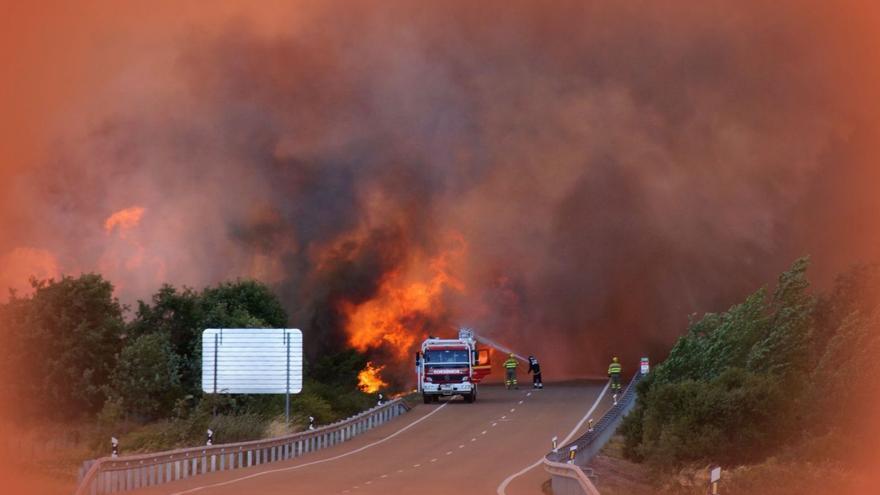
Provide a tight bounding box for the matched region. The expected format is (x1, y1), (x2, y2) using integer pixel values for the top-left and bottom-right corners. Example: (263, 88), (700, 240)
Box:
(416, 328), (491, 404)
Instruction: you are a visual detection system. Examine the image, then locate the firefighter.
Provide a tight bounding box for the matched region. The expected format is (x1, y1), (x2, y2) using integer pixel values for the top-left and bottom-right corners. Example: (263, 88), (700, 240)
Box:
(527, 355), (543, 389)
(608, 356), (622, 394)
(503, 353), (519, 390)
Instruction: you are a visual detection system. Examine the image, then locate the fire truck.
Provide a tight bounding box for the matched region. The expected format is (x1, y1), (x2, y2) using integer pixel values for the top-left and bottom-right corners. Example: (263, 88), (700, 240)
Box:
(416, 328), (491, 404)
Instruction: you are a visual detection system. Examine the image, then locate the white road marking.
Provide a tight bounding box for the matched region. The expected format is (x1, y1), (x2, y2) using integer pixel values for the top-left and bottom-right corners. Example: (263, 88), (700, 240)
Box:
(430, 458), (438, 462)
(380, 474), (388, 478)
(496, 382), (610, 495)
(397, 469), (404, 473)
(518, 400), (523, 405)
(501, 415), (507, 419)
(413, 463), (421, 468)
(481, 430), (487, 435)
(471, 437), (477, 442)
(492, 423), (497, 427)
(510, 408), (516, 412)
(458, 444), (465, 449)
(445, 451), (452, 455)
(526, 392), (531, 397)
(168, 402), (450, 495)
(365, 481), (372, 485)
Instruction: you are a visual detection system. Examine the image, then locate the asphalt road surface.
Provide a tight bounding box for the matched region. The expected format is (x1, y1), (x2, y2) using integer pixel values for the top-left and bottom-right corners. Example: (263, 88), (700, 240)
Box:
(129, 381), (611, 495)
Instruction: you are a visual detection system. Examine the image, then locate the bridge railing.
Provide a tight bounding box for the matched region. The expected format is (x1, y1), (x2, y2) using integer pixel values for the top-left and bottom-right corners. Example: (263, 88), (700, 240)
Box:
(74, 398), (411, 495)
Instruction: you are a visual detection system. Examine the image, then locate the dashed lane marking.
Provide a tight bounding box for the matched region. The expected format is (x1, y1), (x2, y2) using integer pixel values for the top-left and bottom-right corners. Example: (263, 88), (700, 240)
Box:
(481, 430), (488, 435)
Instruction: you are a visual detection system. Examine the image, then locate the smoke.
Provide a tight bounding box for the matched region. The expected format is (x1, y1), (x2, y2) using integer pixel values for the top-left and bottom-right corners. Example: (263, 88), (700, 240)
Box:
(2, 1), (880, 378)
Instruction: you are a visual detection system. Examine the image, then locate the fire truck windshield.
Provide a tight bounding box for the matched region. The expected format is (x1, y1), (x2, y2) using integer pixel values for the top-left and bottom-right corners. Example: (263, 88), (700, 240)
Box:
(424, 349), (469, 364)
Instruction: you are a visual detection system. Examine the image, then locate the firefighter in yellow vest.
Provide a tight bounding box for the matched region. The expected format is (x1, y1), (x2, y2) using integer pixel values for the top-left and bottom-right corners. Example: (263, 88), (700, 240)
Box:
(608, 356), (622, 393)
(503, 353), (519, 390)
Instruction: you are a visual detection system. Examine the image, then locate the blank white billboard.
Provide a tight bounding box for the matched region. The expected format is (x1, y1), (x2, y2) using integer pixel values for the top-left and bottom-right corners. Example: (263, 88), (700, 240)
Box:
(202, 328), (303, 394)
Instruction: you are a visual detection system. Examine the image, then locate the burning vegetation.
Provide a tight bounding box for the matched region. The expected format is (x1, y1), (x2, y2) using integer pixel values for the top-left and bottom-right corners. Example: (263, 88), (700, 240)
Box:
(357, 361), (388, 393)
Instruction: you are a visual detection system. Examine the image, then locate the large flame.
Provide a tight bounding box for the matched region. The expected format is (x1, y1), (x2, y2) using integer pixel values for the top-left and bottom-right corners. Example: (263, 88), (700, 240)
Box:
(357, 361), (388, 393)
(341, 237), (466, 388)
(343, 245), (465, 362)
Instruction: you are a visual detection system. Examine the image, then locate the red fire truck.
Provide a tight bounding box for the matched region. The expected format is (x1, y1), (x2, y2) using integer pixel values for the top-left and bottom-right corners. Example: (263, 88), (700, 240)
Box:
(416, 328), (491, 404)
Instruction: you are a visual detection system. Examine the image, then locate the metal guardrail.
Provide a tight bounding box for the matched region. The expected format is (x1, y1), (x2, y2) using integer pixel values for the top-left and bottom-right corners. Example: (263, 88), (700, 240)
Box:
(542, 458), (601, 495)
(544, 373), (642, 494)
(547, 372), (641, 465)
(74, 398), (411, 495)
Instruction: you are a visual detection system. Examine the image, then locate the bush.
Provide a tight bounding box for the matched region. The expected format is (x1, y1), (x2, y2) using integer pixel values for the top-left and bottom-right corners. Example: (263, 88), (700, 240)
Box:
(624, 259), (880, 470)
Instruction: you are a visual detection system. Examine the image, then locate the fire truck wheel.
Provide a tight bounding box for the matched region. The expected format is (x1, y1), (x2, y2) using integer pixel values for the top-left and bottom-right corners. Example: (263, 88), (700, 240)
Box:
(464, 392), (475, 403)
(422, 394), (431, 404)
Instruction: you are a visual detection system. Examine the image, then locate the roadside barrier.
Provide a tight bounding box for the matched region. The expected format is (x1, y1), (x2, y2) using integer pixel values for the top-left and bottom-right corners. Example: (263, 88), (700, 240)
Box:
(74, 398), (411, 495)
(544, 372), (642, 494)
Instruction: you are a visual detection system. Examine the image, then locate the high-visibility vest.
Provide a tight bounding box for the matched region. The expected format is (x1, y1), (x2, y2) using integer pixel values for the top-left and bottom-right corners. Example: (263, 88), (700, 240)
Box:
(504, 358), (518, 369)
(608, 363), (622, 375)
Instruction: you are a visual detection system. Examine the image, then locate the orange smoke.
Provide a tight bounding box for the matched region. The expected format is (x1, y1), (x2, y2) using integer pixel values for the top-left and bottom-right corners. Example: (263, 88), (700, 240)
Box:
(357, 361), (388, 393)
(104, 206), (145, 237)
(343, 243), (465, 363)
(0, 247), (60, 299)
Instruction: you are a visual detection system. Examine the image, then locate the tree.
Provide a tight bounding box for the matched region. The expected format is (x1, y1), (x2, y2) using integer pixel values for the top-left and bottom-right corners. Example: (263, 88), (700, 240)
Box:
(111, 332), (184, 420)
(128, 279), (289, 400)
(0, 274), (124, 418)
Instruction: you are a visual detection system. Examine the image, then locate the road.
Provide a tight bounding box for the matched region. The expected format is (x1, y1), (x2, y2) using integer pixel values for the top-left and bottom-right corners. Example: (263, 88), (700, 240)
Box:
(129, 381), (611, 495)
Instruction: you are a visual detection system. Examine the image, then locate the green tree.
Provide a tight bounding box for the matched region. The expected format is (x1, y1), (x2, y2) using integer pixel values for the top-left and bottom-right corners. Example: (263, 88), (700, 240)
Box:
(111, 332), (184, 420)
(0, 274), (124, 418)
(128, 279), (289, 402)
(623, 258), (819, 467)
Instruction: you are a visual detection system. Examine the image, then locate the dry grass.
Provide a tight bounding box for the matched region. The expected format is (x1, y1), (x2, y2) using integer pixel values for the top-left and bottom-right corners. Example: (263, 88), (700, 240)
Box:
(588, 435), (873, 495)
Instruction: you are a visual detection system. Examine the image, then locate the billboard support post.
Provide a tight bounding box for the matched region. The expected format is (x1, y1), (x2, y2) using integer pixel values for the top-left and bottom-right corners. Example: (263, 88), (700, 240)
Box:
(213, 332), (219, 418)
(285, 331), (291, 424)
(213, 332), (219, 395)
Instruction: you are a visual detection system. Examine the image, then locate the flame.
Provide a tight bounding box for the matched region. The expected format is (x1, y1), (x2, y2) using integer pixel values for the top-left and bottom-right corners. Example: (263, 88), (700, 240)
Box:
(99, 205), (166, 292)
(343, 242), (465, 362)
(357, 361), (388, 393)
(104, 206), (145, 237)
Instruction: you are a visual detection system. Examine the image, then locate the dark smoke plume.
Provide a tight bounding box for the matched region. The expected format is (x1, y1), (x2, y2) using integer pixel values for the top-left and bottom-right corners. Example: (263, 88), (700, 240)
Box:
(4, 1), (880, 378)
